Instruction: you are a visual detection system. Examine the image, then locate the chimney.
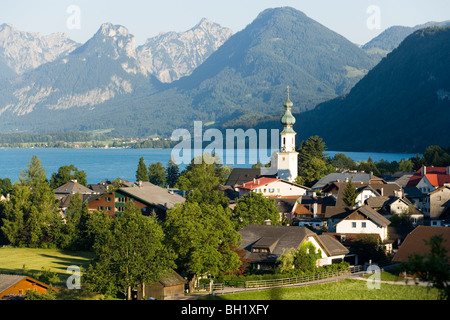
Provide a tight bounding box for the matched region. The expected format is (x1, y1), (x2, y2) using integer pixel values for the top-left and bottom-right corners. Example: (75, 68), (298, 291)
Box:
(264, 219), (271, 226)
(447, 166), (450, 175)
(253, 178), (256, 183)
(313, 203), (318, 218)
(422, 166), (426, 176)
(380, 188), (383, 196)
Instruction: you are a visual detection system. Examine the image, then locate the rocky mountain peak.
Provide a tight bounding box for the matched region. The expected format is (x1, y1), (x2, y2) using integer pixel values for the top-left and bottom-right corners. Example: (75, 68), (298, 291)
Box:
(97, 22), (131, 38)
(137, 18), (233, 82)
(0, 23), (79, 75)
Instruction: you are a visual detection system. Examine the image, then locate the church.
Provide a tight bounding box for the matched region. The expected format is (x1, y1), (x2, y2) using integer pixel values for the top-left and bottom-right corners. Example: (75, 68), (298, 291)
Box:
(225, 87), (300, 187)
(275, 86), (299, 182)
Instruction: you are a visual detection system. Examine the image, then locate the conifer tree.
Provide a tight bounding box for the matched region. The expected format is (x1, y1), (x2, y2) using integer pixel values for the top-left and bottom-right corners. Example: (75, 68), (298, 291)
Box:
(342, 180), (357, 207)
(166, 159), (180, 188)
(149, 162), (166, 187)
(136, 157), (149, 182)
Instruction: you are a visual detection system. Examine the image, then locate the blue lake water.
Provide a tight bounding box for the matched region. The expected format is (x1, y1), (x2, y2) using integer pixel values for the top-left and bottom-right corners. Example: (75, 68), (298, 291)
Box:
(0, 148), (418, 185)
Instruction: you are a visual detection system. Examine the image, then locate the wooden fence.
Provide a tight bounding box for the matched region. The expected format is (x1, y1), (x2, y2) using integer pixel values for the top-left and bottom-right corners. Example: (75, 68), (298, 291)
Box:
(207, 265), (363, 293)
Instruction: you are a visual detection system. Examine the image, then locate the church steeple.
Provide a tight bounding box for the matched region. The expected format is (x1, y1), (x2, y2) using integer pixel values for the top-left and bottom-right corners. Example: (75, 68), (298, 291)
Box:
(276, 86), (298, 182)
(281, 86), (296, 134)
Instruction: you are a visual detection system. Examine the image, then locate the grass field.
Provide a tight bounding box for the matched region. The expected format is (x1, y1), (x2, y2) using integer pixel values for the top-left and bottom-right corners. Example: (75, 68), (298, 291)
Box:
(205, 279), (440, 300)
(0, 247), (95, 286)
(0, 248), (442, 300)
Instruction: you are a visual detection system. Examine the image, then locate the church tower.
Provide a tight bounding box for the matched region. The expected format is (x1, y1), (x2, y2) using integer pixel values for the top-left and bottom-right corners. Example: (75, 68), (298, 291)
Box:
(276, 87), (298, 182)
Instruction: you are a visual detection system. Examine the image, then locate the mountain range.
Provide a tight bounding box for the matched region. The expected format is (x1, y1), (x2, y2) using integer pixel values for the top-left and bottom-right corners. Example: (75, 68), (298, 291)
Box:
(0, 6), (448, 153)
(255, 27), (450, 153)
(0, 7), (378, 134)
(0, 23), (79, 78)
(362, 20), (450, 60)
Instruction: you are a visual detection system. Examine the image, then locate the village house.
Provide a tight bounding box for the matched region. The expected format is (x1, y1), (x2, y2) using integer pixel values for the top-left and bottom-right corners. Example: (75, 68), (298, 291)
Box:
(54, 180), (99, 215)
(392, 226), (450, 264)
(234, 177), (309, 199)
(366, 193), (423, 225)
(312, 172), (386, 191)
(225, 168), (268, 188)
(406, 166), (450, 193)
(239, 224), (349, 270)
(325, 205), (393, 257)
(330, 205), (391, 242)
(405, 166), (450, 225)
(428, 185), (450, 226)
(0, 274), (56, 299)
(85, 181), (185, 219)
(289, 195), (336, 229)
(136, 270), (185, 300)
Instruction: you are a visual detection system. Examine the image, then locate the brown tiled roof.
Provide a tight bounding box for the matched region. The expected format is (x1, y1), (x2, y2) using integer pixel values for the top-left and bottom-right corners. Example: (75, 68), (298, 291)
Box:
(239, 224), (348, 264)
(54, 181), (97, 195)
(392, 226), (450, 264)
(0, 275), (26, 294)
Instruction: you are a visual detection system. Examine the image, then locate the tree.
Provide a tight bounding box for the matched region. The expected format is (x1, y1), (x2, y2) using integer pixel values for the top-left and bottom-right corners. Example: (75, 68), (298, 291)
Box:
(176, 154), (221, 192)
(164, 202), (241, 293)
(135, 157), (149, 182)
(276, 248), (297, 273)
(149, 162), (166, 187)
(423, 145), (450, 167)
(401, 235), (449, 300)
(294, 242), (321, 273)
(166, 159), (180, 188)
(175, 153), (230, 208)
(330, 153), (357, 172)
(410, 153), (426, 171)
(232, 192), (280, 230)
(0, 178), (12, 196)
(19, 155), (47, 188)
(49, 165), (87, 189)
(297, 136), (335, 187)
(342, 180), (357, 207)
(2, 156), (61, 248)
(85, 202), (175, 299)
(351, 234), (386, 265)
(56, 193), (86, 250)
(398, 159), (414, 172)
(358, 158), (381, 176)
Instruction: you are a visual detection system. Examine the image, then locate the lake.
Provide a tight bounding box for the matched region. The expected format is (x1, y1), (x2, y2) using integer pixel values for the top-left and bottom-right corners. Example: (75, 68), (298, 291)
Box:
(0, 148), (418, 184)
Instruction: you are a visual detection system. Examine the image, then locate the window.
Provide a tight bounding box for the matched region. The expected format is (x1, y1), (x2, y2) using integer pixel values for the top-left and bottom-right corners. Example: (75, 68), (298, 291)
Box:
(362, 222), (366, 228)
(352, 222), (356, 228)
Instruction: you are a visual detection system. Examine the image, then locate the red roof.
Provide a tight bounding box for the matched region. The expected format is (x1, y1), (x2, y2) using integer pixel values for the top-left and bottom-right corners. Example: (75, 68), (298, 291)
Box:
(236, 177), (279, 190)
(406, 167), (450, 188)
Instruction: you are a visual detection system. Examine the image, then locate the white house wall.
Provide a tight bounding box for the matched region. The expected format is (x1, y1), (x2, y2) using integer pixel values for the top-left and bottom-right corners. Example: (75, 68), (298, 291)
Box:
(243, 180), (308, 198)
(336, 219), (387, 241)
(304, 236), (345, 266)
(356, 189), (378, 206)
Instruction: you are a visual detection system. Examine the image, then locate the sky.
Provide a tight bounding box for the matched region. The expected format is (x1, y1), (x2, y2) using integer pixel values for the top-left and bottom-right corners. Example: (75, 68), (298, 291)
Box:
(1, 0), (449, 46)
